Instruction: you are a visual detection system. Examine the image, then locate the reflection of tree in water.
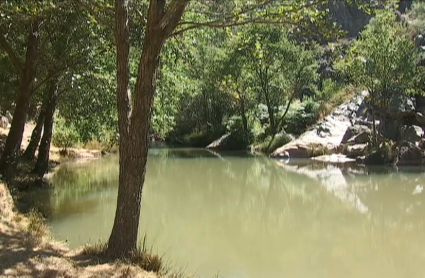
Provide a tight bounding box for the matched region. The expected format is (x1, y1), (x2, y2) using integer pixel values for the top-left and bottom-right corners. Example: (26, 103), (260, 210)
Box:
(39, 156), (119, 217)
(37, 151), (425, 278)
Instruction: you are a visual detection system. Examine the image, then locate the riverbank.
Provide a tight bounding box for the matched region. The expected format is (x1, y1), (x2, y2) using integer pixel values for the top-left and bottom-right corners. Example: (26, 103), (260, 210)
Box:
(0, 182), (159, 277)
(0, 124), (163, 277)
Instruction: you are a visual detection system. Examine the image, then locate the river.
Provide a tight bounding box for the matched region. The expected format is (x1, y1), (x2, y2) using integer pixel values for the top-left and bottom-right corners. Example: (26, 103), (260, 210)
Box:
(33, 148), (425, 278)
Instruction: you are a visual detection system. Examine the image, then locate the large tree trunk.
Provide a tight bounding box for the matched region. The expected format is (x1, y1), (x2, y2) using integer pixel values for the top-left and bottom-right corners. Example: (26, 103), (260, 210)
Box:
(107, 0), (187, 258)
(23, 107), (46, 160)
(0, 21), (39, 173)
(33, 80), (58, 178)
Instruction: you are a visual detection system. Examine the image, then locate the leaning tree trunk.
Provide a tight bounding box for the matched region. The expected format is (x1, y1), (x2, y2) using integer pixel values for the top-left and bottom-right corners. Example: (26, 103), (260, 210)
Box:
(23, 107), (46, 160)
(33, 80), (58, 178)
(107, 0), (187, 258)
(0, 21), (39, 173)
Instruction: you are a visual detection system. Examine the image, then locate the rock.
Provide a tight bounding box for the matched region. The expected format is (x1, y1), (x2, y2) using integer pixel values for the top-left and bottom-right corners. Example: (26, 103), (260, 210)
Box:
(0, 116), (9, 129)
(356, 155), (366, 164)
(271, 93), (367, 159)
(415, 34), (425, 47)
(5, 111), (12, 122)
(327, 0), (371, 37)
(387, 94), (415, 120)
(400, 125), (424, 145)
(347, 131), (370, 145)
(395, 141), (424, 166)
(345, 143), (368, 158)
(270, 144), (310, 159)
(378, 118), (401, 141)
(364, 151), (386, 165)
(206, 133), (232, 150)
(415, 112), (425, 126)
(341, 124), (371, 144)
(206, 132), (250, 151)
(312, 154), (356, 163)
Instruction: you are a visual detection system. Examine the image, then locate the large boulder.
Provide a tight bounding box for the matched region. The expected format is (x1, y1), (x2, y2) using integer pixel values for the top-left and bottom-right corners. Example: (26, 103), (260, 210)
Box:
(270, 143), (311, 159)
(347, 131), (370, 145)
(206, 133), (232, 151)
(327, 0), (371, 37)
(387, 94), (415, 120)
(415, 112), (425, 126)
(400, 125), (424, 146)
(345, 143), (368, 158)
(363, 151), (387, 165)
(341, 124), (371, 144)
(395, 141), (424, 166)
(206, 132), (250, 151)
(378, 118), (401, 141)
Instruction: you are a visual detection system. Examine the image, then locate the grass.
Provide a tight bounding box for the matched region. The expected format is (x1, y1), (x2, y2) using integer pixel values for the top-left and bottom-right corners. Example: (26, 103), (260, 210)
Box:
(254, 133), (294, 154)
(309, 143), (334, 157)
(83, 140), (118, 153)
(81, 237), (163, 274)
(26, 208), (48, 243)
(317, 84), (358, 121)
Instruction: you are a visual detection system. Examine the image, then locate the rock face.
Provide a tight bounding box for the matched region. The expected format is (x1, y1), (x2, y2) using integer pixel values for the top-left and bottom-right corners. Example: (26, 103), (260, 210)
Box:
(327, 0), (371, 37)
(341, 125), (371, 144)
(400, 125), (424, 146)
(387, 94), (416, 120)
(345, 144), (368, 158)
(271, 92), (367, 159)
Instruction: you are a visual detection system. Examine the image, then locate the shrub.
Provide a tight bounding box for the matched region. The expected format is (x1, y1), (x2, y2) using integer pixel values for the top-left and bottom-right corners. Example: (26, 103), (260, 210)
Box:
(285, 98), (320, 135)
(255, 133), (294, 154)
(225, 116), (254, 149)
(52, 117), (80, 149)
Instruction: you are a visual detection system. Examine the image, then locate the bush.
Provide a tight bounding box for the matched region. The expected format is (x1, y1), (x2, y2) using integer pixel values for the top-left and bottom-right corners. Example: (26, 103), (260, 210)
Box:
(285, 98), (320, 135)
(225, 116), (254, 149)
(255, 133), (294, 154)
(52, 118), (80, 149)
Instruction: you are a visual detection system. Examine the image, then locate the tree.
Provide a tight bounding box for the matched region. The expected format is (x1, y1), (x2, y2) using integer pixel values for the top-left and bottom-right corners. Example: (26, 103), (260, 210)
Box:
(107, 0), (330, 257)
(347, 10), (418, 146)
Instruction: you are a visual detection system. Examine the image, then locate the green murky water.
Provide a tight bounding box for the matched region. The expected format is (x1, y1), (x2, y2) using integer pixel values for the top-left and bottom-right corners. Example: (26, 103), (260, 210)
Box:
(34, 149), (425, 278)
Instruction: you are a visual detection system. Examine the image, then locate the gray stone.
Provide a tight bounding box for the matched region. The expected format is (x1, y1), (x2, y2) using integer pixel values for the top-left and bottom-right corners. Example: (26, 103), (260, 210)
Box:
(0, 116), (9, 129)
(364, 151), (386, 165)
(378, 119), (401, 141)
(5, 111), (12, 122)
(270, 144), (310, 159)
(206, 133), (232, 150)
(345, 143), (368, 158)
(400, 125), (423, 146)
(341, 124), (371, 144)
(415, 112), (425, 126)
(347, 131), (370, 145)
(395, 141), (424, 166)
(387, 94), (415, 120)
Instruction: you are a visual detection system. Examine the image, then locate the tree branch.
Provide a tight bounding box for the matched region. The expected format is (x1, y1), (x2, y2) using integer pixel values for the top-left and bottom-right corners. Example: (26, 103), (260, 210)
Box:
(0, 31), (23, 76)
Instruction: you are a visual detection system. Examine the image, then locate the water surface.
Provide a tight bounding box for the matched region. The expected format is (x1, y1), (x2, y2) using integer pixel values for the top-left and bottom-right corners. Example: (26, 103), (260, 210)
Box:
(35, 149), (425, 278)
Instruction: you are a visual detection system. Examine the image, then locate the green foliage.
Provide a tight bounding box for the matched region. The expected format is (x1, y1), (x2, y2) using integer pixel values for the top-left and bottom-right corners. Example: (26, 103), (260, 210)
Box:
(285, 98), (320, 135)
(52, 117), (80, 150)
(407, 1), (425, 33)
(225, 116), (254, 149)
(255, 133), (293, 154)
(347, 10), (418, 103)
